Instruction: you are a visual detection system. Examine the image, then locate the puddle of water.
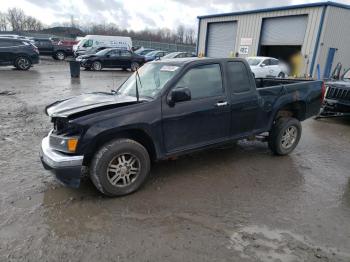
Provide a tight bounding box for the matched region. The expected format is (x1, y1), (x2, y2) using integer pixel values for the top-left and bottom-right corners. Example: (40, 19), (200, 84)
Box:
(227, 225), (350, 262)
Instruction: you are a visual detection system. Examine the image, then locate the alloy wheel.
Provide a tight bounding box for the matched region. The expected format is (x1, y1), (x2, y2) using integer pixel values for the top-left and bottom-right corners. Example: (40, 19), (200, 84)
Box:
(106, 153), (141, 187)
(281, 126), (298, 149)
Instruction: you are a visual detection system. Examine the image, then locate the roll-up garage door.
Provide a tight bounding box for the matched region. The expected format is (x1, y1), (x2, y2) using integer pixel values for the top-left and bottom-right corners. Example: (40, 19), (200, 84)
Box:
(260, 15), (308, 46)
(206, 21), (237, 58)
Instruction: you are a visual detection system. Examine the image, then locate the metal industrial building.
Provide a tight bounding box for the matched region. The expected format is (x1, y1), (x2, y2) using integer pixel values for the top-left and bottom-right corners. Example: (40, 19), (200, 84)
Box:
(196, 1), (350, 78)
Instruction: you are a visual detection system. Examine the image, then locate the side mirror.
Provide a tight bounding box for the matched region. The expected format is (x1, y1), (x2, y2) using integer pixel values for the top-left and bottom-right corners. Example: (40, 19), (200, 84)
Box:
(260, 63), (266, 67)
(168, 87), (191, 106)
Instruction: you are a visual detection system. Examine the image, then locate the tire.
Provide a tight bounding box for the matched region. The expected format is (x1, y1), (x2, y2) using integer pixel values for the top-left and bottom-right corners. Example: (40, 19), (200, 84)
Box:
(131, 62), (140, 72)
(91, 61), (102, 71)
(55, 51), (66, 61)
(268, 117), (302, 155)
(278, 72), (285, 78)
(14, 57), (31, 70)
(90, 139), (151, 197)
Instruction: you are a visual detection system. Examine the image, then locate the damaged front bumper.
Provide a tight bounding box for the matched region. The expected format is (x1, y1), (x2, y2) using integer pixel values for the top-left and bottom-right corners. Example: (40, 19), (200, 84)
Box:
(316, 99), (350, 118)
(40, 136), (83, 187)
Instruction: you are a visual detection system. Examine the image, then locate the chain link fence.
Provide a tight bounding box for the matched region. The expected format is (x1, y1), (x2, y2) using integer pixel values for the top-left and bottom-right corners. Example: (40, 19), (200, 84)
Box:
(133, 39), (196, 53)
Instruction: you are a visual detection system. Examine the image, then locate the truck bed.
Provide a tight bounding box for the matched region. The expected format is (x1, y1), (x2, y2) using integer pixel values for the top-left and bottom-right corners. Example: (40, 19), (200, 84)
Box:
(254, 78), (323, 133)
(255, 78), (316, 88)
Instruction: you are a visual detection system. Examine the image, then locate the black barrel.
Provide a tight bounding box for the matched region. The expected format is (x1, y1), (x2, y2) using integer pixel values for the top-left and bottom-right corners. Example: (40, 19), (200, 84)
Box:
(69, 59), (80, 78)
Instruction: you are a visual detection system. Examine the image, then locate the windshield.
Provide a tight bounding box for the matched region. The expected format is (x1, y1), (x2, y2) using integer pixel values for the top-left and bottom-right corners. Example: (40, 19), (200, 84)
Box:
(146, 51), (159, 57)
(163, 53), (180, 59)
(246, 58), (262, 66)
(343, 68), (350, 81)
(95, 49), (112, 56)
(117, 63), (180, 99)
(135, 49), (153, 55)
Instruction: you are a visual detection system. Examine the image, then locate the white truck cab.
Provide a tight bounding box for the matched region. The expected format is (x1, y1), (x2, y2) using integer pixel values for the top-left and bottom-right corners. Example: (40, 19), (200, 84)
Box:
(74, 35), (132, 56)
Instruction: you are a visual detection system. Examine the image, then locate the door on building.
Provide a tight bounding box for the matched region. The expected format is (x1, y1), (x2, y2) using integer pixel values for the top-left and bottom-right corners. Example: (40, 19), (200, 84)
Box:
(206, 21), (237, 58)
(323, 48), (337, 79)
(259, 15), (308, 70)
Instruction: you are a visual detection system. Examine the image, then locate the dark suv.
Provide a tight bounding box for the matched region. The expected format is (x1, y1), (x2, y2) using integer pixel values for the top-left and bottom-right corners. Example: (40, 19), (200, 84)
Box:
(0, 38), (40, 70)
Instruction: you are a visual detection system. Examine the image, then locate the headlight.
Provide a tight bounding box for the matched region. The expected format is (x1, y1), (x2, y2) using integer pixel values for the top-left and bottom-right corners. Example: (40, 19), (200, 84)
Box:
(49, 133), (79, 153)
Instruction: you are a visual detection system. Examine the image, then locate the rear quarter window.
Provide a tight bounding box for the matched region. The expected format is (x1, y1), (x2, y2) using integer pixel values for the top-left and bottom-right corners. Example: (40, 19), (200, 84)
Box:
(227, 62), (251, 93)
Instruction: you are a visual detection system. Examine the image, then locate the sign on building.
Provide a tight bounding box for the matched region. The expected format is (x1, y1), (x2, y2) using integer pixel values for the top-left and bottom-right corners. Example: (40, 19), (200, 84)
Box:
(239, 46), (249, 55)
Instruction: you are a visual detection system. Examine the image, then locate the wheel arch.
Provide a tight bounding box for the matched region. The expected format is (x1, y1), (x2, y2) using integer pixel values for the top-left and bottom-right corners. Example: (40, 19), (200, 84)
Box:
(270, 101), (307, 129)
(83, 128), (158, 165)
(13, 54), (32, 64)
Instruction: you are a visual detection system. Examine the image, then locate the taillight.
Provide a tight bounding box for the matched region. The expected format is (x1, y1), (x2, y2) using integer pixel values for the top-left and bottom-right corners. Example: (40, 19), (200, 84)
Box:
(321, 82), (326, 102)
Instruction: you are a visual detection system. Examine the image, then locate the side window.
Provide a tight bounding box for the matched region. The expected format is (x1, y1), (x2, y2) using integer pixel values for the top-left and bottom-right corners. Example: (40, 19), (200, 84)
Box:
(83, 40), (93, 48)
(227, 62), (251, 93)
(174, 64), (223, 100)
(120, 50), (131, 57)
(270, 59), (279, 65)
(262, 59), (270, 66)
(108, 50), (119, 57)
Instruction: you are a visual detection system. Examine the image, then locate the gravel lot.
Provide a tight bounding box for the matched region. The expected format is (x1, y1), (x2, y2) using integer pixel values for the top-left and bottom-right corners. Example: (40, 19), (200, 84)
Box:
(0, 58), (350, 262)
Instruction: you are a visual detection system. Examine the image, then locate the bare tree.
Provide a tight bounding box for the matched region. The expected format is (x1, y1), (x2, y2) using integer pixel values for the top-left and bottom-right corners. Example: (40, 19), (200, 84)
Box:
(176, 24), (185, 44)
(5, 8), (43, 31)
(7, 8), (25, 31)
(184, 27), (195, 45)
(0, 12), (8, 31)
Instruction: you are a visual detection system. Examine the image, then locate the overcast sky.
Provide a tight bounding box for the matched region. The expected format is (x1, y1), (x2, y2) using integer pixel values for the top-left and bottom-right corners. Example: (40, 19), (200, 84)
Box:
(1, 0), (350, 31)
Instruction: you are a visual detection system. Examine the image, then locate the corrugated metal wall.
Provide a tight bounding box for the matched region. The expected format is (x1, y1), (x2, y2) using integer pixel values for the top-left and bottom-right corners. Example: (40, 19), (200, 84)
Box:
(316, 6), (350, 76)
(197, 7), (324, 76)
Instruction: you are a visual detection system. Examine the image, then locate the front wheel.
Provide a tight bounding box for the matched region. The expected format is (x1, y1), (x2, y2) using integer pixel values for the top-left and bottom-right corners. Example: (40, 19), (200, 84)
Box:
(131, 62), (140, 72)
(91, 61), (102, 71)
(55, 51), (66, 61)
(15, 57), (31, 70)
(90, 139), (151, 197)
(268, 117), (301, 155)
(278, 72), (286, 78)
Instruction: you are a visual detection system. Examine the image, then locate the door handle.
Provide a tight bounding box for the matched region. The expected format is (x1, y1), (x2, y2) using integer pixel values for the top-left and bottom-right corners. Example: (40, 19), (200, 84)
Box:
(215, 101), (228, 107)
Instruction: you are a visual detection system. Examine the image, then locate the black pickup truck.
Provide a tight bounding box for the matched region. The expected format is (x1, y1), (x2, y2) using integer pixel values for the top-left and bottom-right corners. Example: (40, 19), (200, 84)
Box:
(33, 38), (73, 61)
(40, 58), (324, 196)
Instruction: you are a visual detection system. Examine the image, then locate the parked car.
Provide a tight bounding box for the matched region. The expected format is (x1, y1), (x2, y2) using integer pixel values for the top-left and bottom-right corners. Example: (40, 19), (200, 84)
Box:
(74, 46), (107, 57)
(0, 37), (39, 70)
(76, 48), (145, 71)
(75, 46), (107, 57)
(144, 50), (168, 62)
(317, 66), (350, 118)
(74, 35), (132, 56)
(32, 38), (74, 61)
(134, 48), (155, 56)
(40, 58), (323, 196)
(246, 56), (289, 78)
(162, 52), (195, 59)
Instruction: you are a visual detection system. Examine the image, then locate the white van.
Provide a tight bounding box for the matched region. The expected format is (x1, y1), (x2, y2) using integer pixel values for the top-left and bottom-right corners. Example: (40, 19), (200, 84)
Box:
(74, 35), (132, 56)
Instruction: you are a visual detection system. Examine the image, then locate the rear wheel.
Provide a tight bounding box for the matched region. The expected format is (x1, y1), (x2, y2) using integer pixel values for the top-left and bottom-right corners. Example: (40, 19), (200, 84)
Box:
(90, 139), (151, 197)
(131, 62), (140, 72)
(91, 61), (102, 71)
(268, 117), (301, 155)
(55, 51), (66, 61)
(15, 57), (31, 70)
(278, 72), (285, 78)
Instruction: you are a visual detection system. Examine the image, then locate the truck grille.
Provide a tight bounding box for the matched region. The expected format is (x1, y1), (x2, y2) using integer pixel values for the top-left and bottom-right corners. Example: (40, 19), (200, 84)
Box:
(326, 86), (350, 101)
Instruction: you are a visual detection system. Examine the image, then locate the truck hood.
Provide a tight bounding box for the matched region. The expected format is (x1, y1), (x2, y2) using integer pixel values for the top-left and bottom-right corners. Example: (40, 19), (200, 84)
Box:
(46, 92), (140, 118)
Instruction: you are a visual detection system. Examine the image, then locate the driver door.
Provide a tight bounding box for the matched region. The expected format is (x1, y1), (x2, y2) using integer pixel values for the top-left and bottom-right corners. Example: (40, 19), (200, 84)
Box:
(104, 50), (120, 67)
(162, 63), (231, 153)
